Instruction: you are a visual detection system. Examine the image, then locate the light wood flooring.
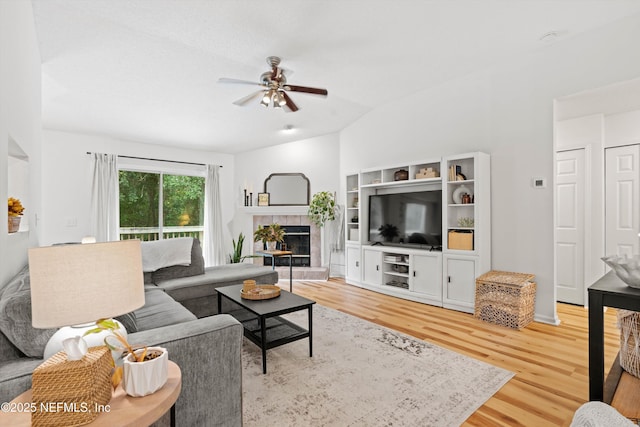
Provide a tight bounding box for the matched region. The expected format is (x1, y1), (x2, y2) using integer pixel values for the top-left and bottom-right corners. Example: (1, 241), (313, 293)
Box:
(283, 278), (622, 427)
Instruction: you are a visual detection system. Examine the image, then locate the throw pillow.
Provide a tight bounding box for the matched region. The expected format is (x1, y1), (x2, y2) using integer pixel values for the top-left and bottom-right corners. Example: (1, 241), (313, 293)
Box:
(0, 266), (57, 358)
(115, 311), (138, 333)
(152, 238), (205, 282)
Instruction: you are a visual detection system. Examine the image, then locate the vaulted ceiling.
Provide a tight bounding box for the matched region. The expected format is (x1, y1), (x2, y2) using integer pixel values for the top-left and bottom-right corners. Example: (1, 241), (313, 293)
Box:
(32, 0), (640, 154)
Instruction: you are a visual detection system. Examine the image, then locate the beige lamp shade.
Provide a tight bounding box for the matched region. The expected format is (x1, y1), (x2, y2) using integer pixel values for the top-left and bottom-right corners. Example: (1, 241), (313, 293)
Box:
(28, 240), (145, 328)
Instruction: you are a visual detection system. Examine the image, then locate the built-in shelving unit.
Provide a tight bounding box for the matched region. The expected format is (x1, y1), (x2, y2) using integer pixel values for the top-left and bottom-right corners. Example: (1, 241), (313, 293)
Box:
(344, 152), (490, 313)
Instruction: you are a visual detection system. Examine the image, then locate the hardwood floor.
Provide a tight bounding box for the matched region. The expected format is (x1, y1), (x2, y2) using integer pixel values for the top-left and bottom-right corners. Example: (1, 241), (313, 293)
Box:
(284, 278), (622, 427)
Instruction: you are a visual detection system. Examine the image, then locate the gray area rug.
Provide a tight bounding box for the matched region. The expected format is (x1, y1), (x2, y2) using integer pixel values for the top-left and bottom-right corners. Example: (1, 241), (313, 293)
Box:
(242, 304), (513, 426)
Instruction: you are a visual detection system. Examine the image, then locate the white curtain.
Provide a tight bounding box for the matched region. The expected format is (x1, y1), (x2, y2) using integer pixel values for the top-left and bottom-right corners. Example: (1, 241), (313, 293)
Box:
(204, 165), (226, 266)
(90, 153), (119, 242)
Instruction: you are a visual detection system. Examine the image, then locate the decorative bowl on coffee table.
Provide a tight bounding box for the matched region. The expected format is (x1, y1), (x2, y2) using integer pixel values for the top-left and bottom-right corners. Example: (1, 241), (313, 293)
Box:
(602, 255), (640, 289)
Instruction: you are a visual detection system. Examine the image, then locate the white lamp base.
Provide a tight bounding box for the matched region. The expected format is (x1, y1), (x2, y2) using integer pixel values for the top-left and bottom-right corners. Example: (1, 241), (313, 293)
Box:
(43, 320), (127, 361)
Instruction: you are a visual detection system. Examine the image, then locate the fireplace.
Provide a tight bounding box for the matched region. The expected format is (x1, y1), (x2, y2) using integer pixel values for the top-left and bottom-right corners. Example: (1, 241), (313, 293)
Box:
(252, 213), (326, 280)
(262, 225), (311, 267)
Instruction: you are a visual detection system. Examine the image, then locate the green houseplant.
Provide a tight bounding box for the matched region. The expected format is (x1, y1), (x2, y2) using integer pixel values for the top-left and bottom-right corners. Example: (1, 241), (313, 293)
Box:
(253, 223), (285, 250)
(308, 191), (336, 228)
(228, 232), (255, 263)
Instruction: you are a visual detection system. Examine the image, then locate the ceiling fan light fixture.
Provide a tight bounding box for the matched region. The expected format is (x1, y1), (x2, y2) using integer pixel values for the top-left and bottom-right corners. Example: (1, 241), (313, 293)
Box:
(277, 92), (287, 107)
(260, 90), (271, 107)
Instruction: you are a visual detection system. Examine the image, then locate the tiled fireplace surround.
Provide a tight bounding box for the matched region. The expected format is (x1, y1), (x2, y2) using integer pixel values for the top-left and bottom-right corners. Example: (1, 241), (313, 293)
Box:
(252, 215), (328, 280)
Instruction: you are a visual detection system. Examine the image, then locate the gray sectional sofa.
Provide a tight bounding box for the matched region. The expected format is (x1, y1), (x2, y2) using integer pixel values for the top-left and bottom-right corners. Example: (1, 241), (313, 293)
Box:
(0, 238), (278, 426)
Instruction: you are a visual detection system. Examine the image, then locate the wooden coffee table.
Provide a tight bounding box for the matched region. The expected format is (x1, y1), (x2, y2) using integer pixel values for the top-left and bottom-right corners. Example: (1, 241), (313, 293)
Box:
(217, 284), (315, 374)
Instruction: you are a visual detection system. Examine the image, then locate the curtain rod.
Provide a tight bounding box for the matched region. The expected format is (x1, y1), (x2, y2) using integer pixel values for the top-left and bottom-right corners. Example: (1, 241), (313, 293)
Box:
(86, 152), (221, 167)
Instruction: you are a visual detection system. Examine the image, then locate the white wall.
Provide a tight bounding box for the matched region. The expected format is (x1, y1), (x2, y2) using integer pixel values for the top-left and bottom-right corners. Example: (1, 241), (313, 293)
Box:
(232, 133), (341, 266)
(340, 12), (640, 324)
(0, 0), (42, 285)
(41, 130), (235, 247)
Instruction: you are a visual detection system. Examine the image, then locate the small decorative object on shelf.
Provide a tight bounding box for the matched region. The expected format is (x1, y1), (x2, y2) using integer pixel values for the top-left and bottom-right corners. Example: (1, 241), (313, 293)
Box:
(461, 193), (472, 204)
(351, 215), (358, 223)
(416, 167), (439, 179)
(7, 197), (24, 233)
(457, 217), (474, 227)
(257, 193), (270, 206)
(394, 169), (409, 181)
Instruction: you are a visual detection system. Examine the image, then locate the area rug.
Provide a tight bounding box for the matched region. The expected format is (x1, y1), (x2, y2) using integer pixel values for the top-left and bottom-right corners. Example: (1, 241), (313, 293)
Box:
(241, 305), (513, 426)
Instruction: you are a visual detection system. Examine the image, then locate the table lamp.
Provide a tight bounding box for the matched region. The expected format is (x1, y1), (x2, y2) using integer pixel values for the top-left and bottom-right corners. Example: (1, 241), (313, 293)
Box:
(27, 240), (145, 426)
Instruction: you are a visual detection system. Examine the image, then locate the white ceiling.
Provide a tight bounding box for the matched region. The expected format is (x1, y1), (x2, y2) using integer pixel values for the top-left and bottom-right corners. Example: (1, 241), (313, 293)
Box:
(32, 0), (640, 154)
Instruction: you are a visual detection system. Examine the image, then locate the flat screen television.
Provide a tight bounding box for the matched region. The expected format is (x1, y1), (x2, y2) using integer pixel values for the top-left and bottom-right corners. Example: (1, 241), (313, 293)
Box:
(368, 190), (442, 249)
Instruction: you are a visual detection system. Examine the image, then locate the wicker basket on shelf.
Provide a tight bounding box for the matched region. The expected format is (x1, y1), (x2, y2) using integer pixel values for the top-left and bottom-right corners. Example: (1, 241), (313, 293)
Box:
(618, 310), (640, 379)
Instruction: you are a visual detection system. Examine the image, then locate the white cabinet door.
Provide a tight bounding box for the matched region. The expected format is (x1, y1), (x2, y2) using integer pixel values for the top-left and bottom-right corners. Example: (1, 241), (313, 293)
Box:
(411, 254), (442, 302)
(345, 245), (361, 282)
(443, 255), (476, 313)
(605, 145), (640, 258)
(555, 149), (585, 305)
(362, 248), (382, 286)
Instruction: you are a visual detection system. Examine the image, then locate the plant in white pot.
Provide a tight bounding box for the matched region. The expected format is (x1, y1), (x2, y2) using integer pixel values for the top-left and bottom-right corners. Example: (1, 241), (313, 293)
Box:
(85, 318), (168, 397)
(253, 223), (285, 250)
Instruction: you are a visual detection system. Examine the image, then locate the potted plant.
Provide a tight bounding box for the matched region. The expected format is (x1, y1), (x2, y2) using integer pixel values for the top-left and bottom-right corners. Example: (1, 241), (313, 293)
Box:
(85, 319), (168, 397)
(7, 197), (24, 233)
(253, 223), (285, 250)
(228, 232), (256, 263)
(378, 224), (399, 242)
(308, 191), (336, 228)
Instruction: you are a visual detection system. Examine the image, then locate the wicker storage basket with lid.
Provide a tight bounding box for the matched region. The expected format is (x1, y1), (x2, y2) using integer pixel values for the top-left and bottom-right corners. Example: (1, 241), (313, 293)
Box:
(474, 270), (536, 329)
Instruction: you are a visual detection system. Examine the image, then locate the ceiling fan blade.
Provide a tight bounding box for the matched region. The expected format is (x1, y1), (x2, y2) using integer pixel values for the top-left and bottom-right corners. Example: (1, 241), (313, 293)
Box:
(281, 92), (299, 112)
(283, 84), (328, 96)
(218, 77), (264, 86)
(233, 90), (265, 106)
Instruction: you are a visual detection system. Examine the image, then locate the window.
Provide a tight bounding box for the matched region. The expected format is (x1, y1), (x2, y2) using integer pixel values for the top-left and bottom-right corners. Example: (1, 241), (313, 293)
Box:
(119, 170), (205, 241)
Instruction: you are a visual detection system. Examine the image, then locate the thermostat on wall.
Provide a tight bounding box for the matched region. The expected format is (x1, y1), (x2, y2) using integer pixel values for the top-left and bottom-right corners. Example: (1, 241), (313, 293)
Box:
(532, 177), (546, 188)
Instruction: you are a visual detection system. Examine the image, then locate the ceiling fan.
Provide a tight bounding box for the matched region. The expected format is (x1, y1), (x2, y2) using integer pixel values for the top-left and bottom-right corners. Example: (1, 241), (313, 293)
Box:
(218, 56), (328, 112)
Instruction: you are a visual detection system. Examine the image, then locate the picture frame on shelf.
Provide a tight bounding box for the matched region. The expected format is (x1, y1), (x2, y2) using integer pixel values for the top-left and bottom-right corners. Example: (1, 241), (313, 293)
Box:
(257, 193), (270, 206)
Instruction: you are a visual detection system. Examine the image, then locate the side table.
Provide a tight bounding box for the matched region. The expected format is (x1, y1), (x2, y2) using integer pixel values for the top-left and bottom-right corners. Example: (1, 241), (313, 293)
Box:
(256, 249), (293, 292)
(0, 361), (181, 427)
(588, 271), (640, 402)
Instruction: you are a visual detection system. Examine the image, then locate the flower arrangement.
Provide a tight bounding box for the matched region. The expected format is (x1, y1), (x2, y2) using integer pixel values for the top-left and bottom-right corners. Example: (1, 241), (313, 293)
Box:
(253, 223), (285, 243)
(8, 197), (24, 217)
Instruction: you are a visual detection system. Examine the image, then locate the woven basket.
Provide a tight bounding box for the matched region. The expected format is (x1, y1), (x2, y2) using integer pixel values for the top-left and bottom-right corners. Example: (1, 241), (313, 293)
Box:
(474, 270), (536, 329)
(32, 346), (113, 427)
(618, 310), (640, 379)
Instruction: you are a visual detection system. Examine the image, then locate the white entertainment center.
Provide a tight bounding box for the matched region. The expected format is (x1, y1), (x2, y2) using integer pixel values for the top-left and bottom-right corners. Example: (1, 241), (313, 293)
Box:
(344, 152), (491, 313)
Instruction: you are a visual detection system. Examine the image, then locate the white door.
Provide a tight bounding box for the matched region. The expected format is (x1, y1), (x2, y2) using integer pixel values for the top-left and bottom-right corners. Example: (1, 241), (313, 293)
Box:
(555, 149), (585, 305)
(605, 145), (640, 258)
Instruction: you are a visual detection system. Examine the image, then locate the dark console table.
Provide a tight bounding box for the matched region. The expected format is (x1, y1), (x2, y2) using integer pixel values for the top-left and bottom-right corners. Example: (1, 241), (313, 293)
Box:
(588, 271), (640, 401)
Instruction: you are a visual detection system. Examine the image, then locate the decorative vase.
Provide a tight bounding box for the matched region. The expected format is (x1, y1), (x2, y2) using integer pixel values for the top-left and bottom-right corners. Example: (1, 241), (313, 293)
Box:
(8, 216), (21, 233)
(267, 241), (277, 251)
(122, 346), (168, 397)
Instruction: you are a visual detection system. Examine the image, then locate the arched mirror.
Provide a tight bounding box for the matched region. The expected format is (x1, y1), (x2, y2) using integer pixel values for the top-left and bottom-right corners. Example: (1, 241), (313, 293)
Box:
(264, 173), (310, 206)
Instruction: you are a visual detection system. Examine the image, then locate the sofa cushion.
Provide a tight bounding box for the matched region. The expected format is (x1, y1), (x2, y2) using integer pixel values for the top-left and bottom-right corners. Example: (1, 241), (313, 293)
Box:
(133, 287), (197, 331)
(155, 263), (278, 303)
(152, 238), (205, 283)
(0, 266), (56, 358)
